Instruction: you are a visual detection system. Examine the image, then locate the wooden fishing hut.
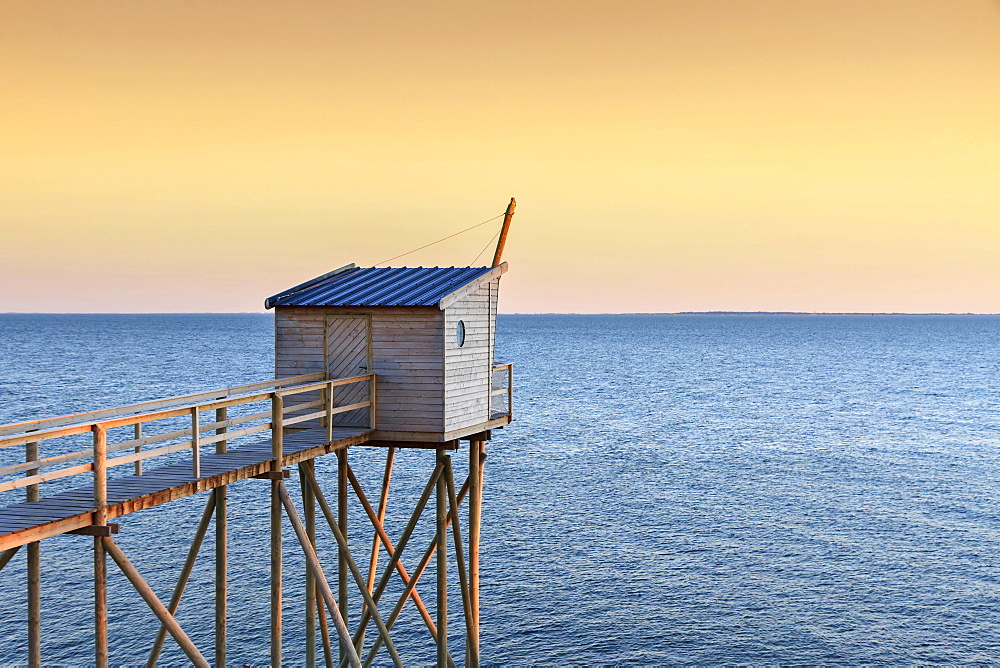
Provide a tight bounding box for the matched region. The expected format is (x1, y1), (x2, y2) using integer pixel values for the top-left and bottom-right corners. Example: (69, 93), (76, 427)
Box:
(0, 200), (516, 667)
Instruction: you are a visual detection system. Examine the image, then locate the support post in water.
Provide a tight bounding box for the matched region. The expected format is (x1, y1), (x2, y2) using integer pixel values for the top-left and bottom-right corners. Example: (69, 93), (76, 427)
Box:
(436, 448), (449, 668)
(215, 406), (228, 667)
(92, 425), (108, 668)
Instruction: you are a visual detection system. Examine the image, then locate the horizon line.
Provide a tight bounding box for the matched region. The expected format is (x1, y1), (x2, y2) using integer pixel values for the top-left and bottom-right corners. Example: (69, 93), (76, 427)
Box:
(2, 311), (999, 317)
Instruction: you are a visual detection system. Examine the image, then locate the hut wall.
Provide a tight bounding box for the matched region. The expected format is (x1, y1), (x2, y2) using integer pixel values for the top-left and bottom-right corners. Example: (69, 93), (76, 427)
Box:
(275, 306), (445, 435)
(442, 278), (499, 432)
(368, 307), (445, 434)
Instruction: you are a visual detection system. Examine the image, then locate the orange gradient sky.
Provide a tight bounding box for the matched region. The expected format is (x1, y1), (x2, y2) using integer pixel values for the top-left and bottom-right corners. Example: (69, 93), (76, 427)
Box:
(1, 1), (998, 313)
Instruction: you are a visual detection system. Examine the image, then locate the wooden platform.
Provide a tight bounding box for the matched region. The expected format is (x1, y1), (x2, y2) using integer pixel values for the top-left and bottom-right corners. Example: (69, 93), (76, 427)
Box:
(0, 426), (372, 551)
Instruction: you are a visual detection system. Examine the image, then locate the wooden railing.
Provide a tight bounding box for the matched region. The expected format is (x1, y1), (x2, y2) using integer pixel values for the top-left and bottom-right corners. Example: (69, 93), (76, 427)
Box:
(491, 363), (513, 418)
(0, 372), (377, 502)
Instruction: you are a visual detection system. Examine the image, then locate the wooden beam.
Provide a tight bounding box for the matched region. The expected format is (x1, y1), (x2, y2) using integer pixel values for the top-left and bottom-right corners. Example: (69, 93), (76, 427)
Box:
(68, 524), (119, 537)
(102, 537), (210, 668)
(491, 198), (516, 267)
(318, 594), (334, 668)
(444, 459), (474, 650)
(359, 447), (394, 650)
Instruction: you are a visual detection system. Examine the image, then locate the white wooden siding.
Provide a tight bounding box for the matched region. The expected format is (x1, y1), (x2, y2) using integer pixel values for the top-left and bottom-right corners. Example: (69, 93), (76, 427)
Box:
(443, 279), (498, 432)
(275, 306), (444, 434)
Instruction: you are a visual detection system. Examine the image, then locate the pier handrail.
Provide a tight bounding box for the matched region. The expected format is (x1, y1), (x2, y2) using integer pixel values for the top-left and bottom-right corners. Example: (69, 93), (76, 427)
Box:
(0, 373), (376, 497)
(0, 372), (327, 438)
(491, 363), (513, 417)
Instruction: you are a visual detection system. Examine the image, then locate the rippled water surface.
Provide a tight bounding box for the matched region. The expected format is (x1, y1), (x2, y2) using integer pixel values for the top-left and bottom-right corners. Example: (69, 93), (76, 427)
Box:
(2, 313), (1000, 665)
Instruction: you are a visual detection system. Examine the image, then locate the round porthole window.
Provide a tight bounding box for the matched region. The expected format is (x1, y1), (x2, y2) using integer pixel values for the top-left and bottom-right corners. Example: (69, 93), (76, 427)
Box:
(456, 320), (466, 347)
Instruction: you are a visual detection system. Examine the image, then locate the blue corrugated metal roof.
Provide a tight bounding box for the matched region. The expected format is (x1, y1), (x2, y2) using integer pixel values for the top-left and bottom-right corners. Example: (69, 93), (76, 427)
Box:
(266, 266), (496, 308)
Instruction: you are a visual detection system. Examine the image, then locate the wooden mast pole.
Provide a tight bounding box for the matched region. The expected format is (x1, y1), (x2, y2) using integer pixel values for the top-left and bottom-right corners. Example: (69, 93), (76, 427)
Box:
(490, 198), (516, 267)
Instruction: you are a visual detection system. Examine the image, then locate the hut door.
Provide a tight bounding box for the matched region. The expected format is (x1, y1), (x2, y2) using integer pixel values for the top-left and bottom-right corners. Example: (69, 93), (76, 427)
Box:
(325, 315), (372, 427)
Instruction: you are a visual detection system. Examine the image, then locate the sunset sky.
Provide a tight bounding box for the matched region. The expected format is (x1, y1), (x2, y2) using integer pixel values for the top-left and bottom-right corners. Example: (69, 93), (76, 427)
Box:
(2, 1), (997, 313)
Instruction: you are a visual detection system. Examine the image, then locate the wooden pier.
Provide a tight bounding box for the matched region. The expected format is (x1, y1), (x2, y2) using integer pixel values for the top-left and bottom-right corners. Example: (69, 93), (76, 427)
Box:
(0, 367), (511, 666)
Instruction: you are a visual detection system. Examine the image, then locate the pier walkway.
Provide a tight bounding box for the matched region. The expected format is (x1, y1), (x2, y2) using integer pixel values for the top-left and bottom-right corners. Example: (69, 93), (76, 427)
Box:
(0, 371), (375, 552)
(0, 425), (370, 550)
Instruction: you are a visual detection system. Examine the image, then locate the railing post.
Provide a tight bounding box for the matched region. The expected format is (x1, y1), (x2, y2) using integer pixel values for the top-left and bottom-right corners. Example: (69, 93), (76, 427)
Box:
(368, 374), (377, 430)
(190, 408), (201, 479)
(507, 365), (513, 416)
(134, 423), (143, 476)
(271, 393), (284, 470)
(325, 383), (334, 443)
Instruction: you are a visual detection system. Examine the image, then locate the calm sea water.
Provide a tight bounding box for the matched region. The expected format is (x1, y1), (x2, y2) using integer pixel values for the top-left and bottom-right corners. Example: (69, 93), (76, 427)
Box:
(1, 313), (999, 665)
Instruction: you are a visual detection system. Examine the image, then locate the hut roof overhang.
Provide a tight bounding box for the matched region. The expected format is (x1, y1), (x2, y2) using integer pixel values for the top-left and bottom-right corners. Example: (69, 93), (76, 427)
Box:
(264, 263), (507, 310)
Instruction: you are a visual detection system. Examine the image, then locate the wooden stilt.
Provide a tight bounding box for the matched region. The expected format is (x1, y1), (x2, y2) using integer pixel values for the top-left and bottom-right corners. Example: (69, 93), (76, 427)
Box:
(444, 459), (474, 646)
(27, 541), (41, 668)
(277, 481), (366, 668)
(271, 393), (284, 668)
(436, 449), (448, 668)
(336, 448), (348, 666)
(318, 592), (334, 668)
(215, 406), (228, 668)
(147, 491), (217, 667)
(93, 426), (108, 668)
(26, 439), (41, 668)
(94, 536), (108, 668)
(298, 470), (402, 665)
(102, 537), (210, 668)
(271, 479), (283, 668)
(359, 447), (394, 649)
(468, 440), (483, 668)
(300, 462), (318, 668)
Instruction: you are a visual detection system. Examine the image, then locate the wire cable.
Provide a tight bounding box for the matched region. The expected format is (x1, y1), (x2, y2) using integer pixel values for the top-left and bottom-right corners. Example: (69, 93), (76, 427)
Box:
(470, 229), (503, 266)
(374, 213), (506, 266)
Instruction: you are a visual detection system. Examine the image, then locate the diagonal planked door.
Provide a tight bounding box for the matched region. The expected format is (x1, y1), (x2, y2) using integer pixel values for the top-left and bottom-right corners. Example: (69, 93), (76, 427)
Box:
(325, 315), (372, 427)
